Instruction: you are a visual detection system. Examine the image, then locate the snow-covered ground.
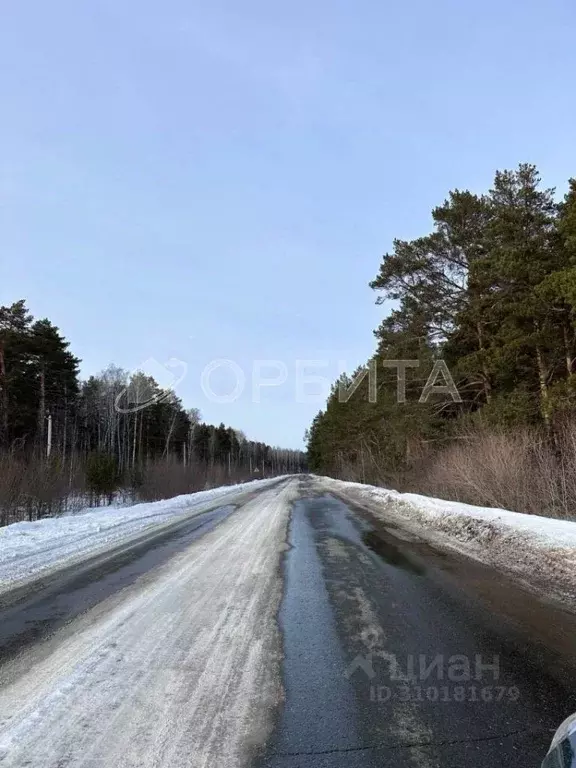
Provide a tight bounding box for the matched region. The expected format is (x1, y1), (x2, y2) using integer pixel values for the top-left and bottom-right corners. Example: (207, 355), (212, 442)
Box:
(316, 476), (576, 605)
(0, 476), (288, 594)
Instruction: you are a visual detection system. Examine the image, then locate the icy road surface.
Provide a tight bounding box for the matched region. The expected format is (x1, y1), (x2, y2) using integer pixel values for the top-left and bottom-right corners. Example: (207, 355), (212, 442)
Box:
(0, 480), (297, 768)
(0, 476), (288, 593)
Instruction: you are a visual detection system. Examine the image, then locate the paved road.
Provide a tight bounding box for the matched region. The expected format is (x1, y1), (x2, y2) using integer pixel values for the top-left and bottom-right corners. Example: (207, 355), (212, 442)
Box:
(0, 476), (575, 767)
(258, 483), (576, 767)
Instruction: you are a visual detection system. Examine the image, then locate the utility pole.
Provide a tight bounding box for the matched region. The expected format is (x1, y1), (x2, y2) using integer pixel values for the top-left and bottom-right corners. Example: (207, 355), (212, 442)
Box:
(46, 412), (53, 459)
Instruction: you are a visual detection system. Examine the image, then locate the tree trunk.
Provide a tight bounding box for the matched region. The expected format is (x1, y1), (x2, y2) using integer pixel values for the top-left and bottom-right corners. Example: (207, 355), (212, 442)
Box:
(535, 342), (551, 428)
(0, 341), (8, 447)
(132, 410), (138, 468)
(163, 412), (177, 459)
(476, 321), (492, 403)
(562, 323), (574, 377)
(37, 365), (46, 447)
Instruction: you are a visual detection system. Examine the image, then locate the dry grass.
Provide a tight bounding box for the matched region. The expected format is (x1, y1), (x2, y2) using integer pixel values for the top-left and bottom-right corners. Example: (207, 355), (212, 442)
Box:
(133, 459), (254, 502)
(418, 424), (576, 519)
(331, 423), (576, 520)
(0, 454), (263, 526)
(0, 454), (86, 525)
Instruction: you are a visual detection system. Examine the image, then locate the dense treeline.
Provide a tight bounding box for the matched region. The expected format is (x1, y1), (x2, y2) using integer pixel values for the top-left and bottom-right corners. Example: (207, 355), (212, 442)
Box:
(307, 164), (576, 517)
(0, 301), (305, 523)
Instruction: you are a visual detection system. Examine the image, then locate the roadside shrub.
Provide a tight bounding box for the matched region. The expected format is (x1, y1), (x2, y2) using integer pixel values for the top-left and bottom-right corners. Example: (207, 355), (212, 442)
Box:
(418, 425), (576, 519)
(86, 452), (119, 505)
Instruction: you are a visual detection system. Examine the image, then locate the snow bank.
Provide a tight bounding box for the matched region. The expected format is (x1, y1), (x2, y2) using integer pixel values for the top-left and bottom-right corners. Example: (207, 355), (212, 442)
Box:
(0, 477), (287, 593)
(317, 476), (576, 604)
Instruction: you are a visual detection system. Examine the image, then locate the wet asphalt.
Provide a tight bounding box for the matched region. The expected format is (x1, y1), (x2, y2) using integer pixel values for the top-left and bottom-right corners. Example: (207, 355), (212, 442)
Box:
(257, 491), (576, 768)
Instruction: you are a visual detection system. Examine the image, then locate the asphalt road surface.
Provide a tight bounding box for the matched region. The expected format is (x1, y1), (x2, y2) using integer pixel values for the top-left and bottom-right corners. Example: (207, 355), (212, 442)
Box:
(0, 476), (575, 768)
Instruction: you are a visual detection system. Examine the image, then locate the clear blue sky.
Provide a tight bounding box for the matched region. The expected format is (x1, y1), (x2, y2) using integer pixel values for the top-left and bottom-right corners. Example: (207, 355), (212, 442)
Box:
(2, 0), (575, 448)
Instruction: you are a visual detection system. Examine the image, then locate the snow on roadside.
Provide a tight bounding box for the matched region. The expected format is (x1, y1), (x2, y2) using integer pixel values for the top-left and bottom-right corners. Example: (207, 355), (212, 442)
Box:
(316, 475), (576, 604)
(0, 477), (288, 593)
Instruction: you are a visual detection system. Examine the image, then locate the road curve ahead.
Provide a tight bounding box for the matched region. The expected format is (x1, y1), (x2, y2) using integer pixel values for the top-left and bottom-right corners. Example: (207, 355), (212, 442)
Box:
(0, 476), (575, 768)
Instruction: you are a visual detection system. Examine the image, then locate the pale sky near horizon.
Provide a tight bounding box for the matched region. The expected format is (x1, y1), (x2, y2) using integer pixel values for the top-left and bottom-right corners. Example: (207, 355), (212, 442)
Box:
(2, 0), (575, 448)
